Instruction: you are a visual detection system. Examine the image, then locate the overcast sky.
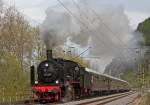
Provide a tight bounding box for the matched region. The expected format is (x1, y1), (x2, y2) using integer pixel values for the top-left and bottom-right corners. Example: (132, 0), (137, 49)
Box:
(3, 0), (150, 29)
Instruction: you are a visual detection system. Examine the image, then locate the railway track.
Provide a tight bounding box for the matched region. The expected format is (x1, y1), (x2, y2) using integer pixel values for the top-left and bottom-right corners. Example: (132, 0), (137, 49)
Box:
(0, 91), (136, 105)
(55, 91), (136, 105)
(77, 91), (135, 105)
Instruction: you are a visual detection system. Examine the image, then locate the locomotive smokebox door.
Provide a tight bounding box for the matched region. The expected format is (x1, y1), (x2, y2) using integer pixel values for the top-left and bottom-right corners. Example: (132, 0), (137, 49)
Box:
(30, 65), (35, 86)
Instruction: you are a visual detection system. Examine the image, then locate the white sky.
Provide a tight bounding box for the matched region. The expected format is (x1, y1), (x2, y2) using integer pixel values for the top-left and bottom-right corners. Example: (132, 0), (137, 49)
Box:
(3, 0), (150, 29)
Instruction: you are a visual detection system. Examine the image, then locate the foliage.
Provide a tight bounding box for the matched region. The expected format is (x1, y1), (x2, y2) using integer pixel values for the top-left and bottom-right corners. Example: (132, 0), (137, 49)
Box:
(137, 17), (150, 46)
(121, 64), (150, 88)
(0, 50), (31, 101)
(136, 18), (150, 87)
(0, 5), (38, 102)
(120, 69), (139, 87)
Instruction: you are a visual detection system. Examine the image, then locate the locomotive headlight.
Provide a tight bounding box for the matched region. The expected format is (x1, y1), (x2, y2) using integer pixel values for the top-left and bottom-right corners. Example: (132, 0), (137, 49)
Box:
(45, 63), (49, 67)
(35, 81), (38, 84)
(56, 80), (59, 84)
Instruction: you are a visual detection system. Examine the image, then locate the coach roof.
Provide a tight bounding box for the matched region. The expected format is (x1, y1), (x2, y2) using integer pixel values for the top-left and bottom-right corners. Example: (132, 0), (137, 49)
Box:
(85, 68), (128, 84)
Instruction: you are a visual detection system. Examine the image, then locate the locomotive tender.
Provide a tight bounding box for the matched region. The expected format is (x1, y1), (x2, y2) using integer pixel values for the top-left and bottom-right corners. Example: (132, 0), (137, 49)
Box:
(30, 50), (130, 102)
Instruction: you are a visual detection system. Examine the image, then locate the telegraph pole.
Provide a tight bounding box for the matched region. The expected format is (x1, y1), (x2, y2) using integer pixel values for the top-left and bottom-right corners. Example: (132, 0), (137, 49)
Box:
(136, 47), (145, 94)
(142, 66), (145, 87)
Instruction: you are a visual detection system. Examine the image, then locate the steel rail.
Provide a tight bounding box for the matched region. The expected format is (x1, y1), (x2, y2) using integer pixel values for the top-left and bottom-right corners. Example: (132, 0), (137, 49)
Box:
(76, 91), (135, 105)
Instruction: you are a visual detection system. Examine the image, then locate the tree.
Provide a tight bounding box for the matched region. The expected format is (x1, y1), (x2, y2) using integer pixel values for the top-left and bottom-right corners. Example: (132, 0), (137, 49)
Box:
(0, 5), (40, 101)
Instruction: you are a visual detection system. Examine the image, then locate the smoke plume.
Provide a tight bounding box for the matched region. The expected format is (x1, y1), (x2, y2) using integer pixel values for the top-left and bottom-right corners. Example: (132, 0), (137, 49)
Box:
(41, 0), (143, 72)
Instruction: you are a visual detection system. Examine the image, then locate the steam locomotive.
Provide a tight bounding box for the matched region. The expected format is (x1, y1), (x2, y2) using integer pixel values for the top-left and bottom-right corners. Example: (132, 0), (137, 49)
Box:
(30, 50), (130, 103)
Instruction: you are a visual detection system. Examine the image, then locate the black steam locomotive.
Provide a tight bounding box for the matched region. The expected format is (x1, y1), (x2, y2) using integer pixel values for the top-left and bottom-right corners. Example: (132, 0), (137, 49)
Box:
(30, 50), (130, 102)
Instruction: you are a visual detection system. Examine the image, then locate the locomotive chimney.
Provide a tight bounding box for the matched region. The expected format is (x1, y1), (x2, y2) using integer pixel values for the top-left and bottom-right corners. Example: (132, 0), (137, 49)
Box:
(47, 49), (53, 60)
(30, 65), (35, 86)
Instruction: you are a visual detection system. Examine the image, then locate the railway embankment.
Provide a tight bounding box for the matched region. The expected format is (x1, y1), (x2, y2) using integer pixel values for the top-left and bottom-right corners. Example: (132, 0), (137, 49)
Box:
(133, 91), (150, 105)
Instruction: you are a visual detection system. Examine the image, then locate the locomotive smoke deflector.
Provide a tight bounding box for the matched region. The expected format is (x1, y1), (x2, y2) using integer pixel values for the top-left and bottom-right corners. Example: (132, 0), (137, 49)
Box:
(47, 49), (52, 60)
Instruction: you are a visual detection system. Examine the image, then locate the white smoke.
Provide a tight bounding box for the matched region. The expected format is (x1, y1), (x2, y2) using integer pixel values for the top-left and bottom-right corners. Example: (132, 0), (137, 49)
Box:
(41, 0), (143, 72)
(0, 0), (3, 12)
